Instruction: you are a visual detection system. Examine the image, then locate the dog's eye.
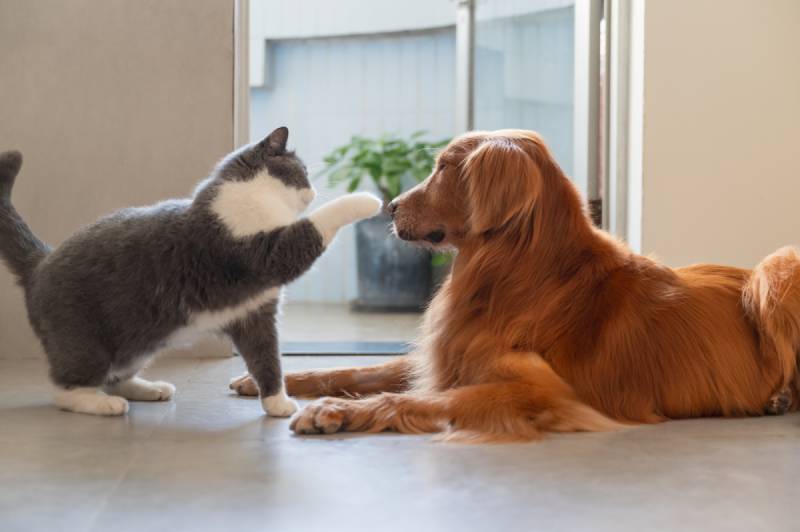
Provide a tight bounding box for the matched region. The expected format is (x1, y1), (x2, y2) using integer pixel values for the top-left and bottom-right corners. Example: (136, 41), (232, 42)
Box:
(437, 162), (447, 172)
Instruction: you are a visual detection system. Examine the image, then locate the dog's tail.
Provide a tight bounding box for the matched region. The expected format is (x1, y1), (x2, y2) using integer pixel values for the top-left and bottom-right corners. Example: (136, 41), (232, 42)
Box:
(0, 150), (50, 287)
(743, 246), (800, 400)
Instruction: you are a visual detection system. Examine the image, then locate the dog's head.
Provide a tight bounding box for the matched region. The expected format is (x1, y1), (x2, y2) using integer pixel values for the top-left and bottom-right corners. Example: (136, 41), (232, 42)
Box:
(388, 129), (557, 249)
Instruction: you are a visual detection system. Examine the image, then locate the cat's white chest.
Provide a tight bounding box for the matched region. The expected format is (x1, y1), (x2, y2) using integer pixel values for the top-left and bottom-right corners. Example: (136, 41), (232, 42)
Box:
(165, 287), (282, 347)
(210, 170), (314, 238)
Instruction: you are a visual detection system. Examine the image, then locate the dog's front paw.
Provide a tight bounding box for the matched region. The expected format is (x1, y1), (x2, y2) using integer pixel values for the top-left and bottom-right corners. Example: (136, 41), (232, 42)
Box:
(290, 398), (347, 434)
(229, 373), (259, 396)
(764, 388), (793, 415)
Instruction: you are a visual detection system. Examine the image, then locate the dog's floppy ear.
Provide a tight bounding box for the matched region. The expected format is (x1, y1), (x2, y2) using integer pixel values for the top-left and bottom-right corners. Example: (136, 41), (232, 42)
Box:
(461, 138), (541, 234)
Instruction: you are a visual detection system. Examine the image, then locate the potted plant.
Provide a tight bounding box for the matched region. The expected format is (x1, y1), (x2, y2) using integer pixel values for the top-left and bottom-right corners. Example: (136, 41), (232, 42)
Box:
(319, 132), (450, 311)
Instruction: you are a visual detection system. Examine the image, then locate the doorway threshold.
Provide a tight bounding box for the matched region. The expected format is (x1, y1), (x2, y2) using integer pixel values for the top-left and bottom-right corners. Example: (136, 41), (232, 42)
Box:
(280, 341), (411, 356)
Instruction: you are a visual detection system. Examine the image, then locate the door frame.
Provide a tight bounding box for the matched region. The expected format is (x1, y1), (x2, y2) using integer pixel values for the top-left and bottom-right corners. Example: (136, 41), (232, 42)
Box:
(234, 0), (250, 148)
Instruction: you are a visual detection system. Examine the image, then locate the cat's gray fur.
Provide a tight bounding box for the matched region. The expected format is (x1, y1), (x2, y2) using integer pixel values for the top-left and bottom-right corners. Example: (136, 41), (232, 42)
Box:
(0, 127), (377, 415)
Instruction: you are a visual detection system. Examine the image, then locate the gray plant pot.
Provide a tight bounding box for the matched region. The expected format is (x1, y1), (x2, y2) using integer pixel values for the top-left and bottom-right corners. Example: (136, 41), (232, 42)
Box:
(352, 213), (431, 312)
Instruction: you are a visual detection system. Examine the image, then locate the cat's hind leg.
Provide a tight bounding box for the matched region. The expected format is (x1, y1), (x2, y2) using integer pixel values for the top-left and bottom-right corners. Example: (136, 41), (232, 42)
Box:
(104, 356), (175, 401)
(46, 338), (130, 416)
(226, 305), (298, 417)
(105, 376), (175, 401)
(53, 387), (129, 416)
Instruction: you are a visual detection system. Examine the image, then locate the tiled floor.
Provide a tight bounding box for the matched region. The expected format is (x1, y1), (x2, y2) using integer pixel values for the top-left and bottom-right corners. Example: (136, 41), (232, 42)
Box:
(159, 303), (423, 358)
(278, 302), (422, 342)
(1, 356), (799, 532)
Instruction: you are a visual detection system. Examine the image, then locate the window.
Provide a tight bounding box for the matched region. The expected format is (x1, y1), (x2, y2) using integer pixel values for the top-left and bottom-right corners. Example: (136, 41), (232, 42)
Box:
(248, 0), (602, 351)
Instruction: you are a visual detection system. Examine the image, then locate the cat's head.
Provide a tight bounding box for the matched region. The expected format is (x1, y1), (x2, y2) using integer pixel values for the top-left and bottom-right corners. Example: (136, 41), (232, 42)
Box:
(203, 127), (317, 237)
(216, 126), (316, 209)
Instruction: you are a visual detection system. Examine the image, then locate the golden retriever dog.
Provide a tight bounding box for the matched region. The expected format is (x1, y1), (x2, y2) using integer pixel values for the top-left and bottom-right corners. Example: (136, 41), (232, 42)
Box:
(230, 129), (799, 442)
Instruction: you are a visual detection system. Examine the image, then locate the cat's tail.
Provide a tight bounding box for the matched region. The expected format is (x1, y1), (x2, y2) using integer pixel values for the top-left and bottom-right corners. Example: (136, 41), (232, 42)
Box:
(0, 150), (50, 286)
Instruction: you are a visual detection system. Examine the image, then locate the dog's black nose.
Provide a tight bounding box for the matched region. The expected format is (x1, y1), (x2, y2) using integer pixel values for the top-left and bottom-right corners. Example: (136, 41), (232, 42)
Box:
(386, 200), (399, 218)
(425, 230), (445, 244)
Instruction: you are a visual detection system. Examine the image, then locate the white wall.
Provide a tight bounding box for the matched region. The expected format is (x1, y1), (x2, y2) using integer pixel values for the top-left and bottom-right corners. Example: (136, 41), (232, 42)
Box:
(0, 0), (236, 359)
(640, 0), (800, 267)
(249, 0), (456, 87)
(251, 0), (455, 39)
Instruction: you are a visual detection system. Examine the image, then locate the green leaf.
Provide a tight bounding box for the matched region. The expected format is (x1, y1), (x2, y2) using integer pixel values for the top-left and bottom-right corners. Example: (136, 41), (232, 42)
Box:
(346, 176), (361, 192)
(431, 252), (454, 267)
(327, 166), (350, 185)
(318, 132), (452, 199)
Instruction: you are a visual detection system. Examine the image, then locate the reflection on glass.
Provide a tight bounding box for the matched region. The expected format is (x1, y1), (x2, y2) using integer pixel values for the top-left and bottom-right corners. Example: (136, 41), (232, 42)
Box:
(249, 1), (456, 326)
(246, 0), (583, 341)
(473, 0), (575, 178)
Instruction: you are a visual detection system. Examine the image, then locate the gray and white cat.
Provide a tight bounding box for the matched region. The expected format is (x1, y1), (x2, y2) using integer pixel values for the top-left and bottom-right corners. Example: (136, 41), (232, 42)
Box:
(0, 127), (381, 417)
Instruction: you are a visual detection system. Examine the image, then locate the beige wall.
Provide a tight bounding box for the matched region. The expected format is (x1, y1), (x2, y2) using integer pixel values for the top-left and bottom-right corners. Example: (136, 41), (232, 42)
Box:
(0, 0), (235, 358)
(641, 0), (800, 267)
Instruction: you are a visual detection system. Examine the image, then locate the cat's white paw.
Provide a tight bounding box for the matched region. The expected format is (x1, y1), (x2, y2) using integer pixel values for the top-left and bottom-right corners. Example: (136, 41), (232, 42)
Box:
(149, 381), (176, 400)
(261, 392), (299, 418)
(309, 192), (383, 245)
(340, 192), (383, 220)
(94, 395), (130, 415)
(54, 387), (130, 416)
(106, 377), (175, 401)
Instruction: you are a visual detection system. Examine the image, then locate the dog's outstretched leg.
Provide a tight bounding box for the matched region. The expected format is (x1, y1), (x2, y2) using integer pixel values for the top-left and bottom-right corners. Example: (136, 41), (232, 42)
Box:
(764, 387), (793, 415)
(231, 356), (414, 398)
(289, 353), (624, 442)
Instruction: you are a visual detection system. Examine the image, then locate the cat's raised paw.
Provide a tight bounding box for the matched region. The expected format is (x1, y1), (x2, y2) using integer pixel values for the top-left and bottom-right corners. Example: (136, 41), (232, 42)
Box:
(262, 392), (299, 417)
(309, 192), (383, 245)
(341, 192), (383, 220)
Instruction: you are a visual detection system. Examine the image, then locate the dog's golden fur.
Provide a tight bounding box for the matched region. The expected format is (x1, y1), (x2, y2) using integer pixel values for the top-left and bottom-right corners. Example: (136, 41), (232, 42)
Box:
(231, 129), (800, 442)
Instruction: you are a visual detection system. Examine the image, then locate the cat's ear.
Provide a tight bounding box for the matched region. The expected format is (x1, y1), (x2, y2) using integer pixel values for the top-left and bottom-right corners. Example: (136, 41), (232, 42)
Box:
(259, 126), (289, 154)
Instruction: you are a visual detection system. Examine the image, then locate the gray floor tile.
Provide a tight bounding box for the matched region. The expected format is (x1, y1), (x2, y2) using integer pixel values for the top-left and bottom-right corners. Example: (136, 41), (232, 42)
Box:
(1, 357), (798, 532)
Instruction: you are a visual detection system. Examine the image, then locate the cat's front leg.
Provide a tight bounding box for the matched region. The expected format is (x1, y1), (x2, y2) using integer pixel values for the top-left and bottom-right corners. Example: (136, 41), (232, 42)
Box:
(251, 192), (382, 288)
(308, 192), (382, 245)
(225, 306), (297, 417)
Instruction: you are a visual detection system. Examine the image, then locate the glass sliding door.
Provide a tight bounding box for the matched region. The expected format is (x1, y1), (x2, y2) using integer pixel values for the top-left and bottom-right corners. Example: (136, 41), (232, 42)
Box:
(471, 0), (601, 203)
(246, 0), (603, 353)
(249, 0), (456, 352)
